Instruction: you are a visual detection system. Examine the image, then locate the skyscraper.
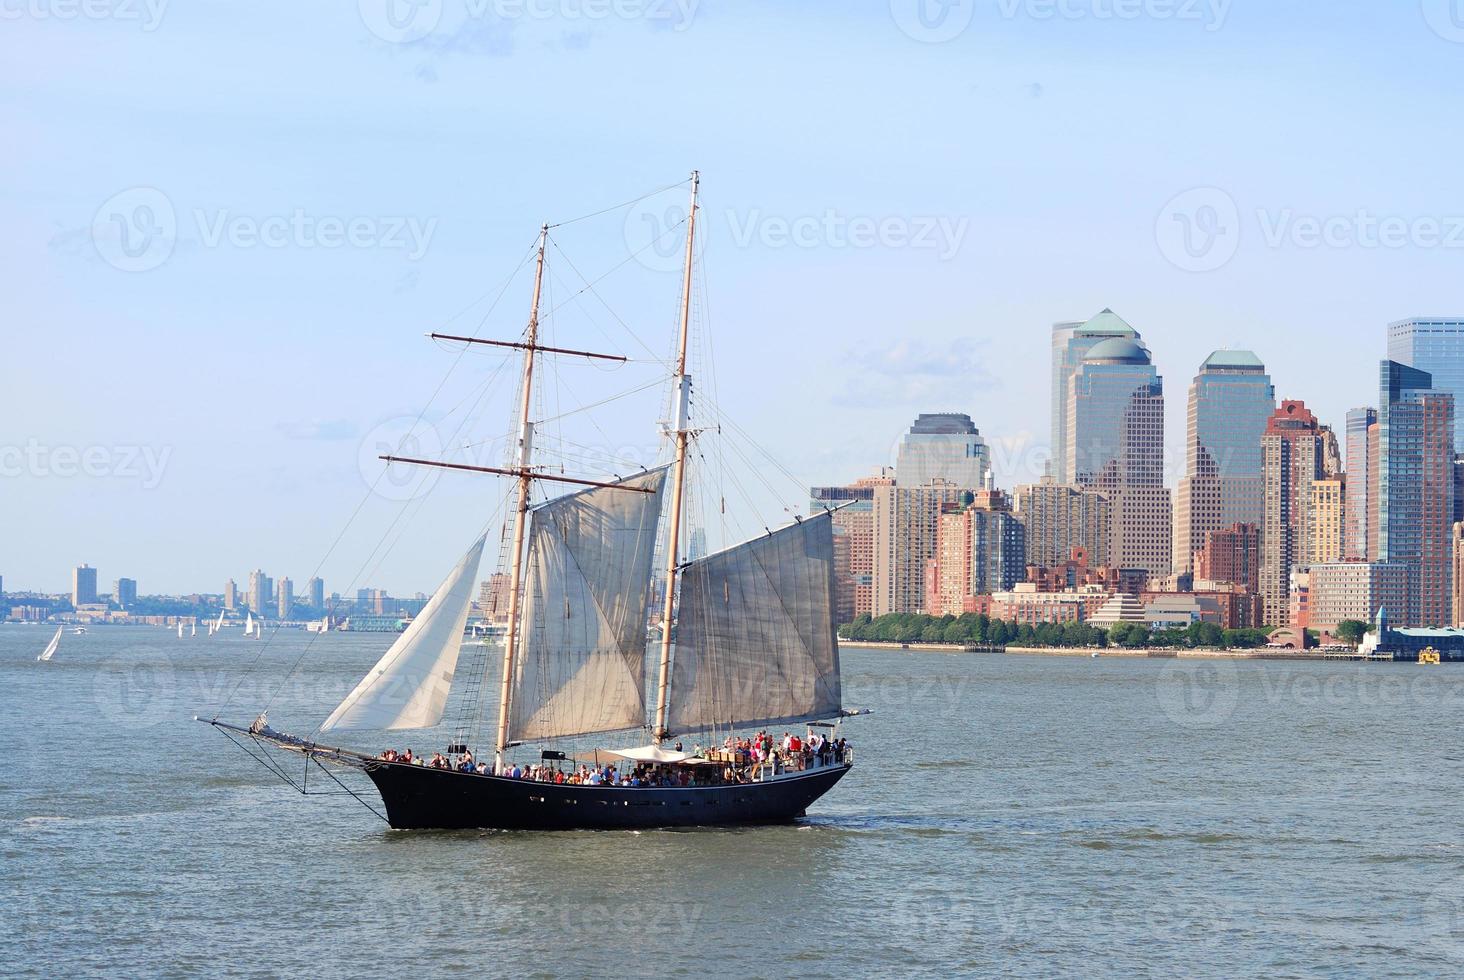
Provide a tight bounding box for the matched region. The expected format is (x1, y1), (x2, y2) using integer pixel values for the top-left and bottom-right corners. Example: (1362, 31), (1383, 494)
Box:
(72, 564), (98, 606)
(277, 577), (294, 618)
(114, 578), (137, 608)
(1049, 309), (1147, 484)
(1014, 479), (1112, 568)
(1379, 360), (1455, 627)
(1345, 407), (1378, 560)
(1173, 350), (1274, 574)
(1309, 477), (1346, 565)
(932, 490), (1026, 615)
(225, 578), (238, 610)
(1067, 336), (1170, 575)
(1387, 317), (1464, 449)
(894, 414), (990, 489)
(873, 482), (967, 615)
(1194, 523), (1261, 593)
(308, 576), (325, 610)
(1260, 401), (1333, 624)
(810, 469), (894, 622)
(248, 569), (268, 613)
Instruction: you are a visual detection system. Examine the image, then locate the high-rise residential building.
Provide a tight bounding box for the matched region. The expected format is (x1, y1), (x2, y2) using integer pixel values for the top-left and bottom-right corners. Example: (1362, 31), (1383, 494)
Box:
(1173, 350), (1274, 574)
(1049, 309), (1148, 484)
(1308, 561), (1410, 633)
(932, 490), (1027, 615)
(307, 576), (325, 610)
(1194, 522), (1261, 593)
(477, 574), (510, 623)
(114, 578), (137, 608)
(873, 483), (967, 616)
(1260, 401), (1334, 624)
(248, 569), (268, 613)
(1014, 479), (1111, 569)
(1345, 408), (1378, 560)
(72, 564), (98, 606)
(811, 469), (895, 623)
(277, 577), (294, 618)
(1067, 336), (1171, 575)
(1379, 360), (1455, 627)
(1309, 477), (1346, 566)
(894, 414), (990, 489)
(1387, 317), (1464, 449)
(224, 579), (238, 610)
(1367, 421), (1381, 560)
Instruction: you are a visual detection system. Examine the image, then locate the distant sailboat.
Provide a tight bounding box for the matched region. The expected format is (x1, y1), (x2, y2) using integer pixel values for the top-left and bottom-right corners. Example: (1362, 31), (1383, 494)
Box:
(245, 612), (255, 637)
(177, 622), (185, 639)
(38, 627), (62, 662)
(214, 610), (226, 635)
(191, 622), (197, 637)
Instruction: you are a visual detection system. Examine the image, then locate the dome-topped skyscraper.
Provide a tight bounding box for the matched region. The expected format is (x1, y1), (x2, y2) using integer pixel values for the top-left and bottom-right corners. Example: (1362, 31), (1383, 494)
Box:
(894, 412), (990, 489)
(1066, 323), (1170, 576)
(1174, 350), (1275, 575)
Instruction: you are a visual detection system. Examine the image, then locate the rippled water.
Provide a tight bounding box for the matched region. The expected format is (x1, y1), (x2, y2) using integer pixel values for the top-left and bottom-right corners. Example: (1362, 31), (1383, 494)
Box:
(8, 628), (1464, 977)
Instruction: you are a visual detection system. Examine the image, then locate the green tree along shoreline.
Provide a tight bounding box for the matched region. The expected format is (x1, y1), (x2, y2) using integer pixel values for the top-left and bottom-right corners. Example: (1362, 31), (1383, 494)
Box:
(838, 613), (1276, 650)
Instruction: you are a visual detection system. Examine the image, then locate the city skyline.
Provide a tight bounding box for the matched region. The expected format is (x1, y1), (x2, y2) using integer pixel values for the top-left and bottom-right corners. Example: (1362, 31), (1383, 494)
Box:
(9, 4), (1464, 595)
(6, 309), (1459, 598)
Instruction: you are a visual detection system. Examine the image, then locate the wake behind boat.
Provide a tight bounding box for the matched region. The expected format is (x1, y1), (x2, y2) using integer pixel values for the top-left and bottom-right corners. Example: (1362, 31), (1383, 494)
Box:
(203, 174), (863, 830)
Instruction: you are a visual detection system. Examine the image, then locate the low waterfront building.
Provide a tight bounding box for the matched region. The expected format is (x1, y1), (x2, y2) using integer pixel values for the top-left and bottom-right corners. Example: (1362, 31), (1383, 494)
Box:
(1088, 593), (1147, 628)
(988, 584), (1109, 625)
(1307, 561), (1410, 632)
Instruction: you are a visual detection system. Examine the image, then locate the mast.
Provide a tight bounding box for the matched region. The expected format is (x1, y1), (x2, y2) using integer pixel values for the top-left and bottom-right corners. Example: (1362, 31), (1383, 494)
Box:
(653, 171), (699, 742)
(493, 223), (549, 772)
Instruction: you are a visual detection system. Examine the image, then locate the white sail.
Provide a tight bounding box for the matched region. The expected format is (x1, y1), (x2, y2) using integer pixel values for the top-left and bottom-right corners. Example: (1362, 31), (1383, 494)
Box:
(38, 627), (62, 662)
(191, 623), (197, 637)
(214, 609), (225, 632)
(245, 612), (255, 636)
(320, 533), (486, 733)
(177, 622), (185, 638)
(665, 512), (843, 737)
(508, 468), (668, 743)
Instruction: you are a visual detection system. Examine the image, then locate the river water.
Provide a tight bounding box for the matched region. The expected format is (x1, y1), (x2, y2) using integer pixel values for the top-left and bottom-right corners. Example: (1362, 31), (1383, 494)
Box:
(7, 628), (1464, 977)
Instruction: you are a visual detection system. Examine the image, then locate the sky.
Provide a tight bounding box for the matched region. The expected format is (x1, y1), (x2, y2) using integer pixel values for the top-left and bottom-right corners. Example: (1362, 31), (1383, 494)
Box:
(4, 0), (1463, 595)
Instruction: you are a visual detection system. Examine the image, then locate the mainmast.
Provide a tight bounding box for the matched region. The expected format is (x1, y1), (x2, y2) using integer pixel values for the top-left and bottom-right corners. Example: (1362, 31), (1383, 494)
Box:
(494, 223), (549, 771)
(653, 171), (699, 742)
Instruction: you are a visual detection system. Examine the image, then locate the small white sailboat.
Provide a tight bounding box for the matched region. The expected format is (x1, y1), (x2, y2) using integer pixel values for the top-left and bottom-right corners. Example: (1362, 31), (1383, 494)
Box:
(38, 627), (62, 662)
(177, 622), (185, 639)
(214, 609), (226, 635)
(191, 622), (197, 637)
(245, 612), (255, 637)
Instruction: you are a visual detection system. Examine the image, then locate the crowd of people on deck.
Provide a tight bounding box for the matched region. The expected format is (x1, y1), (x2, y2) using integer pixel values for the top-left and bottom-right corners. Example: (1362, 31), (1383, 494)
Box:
(376, 729), (851, 786)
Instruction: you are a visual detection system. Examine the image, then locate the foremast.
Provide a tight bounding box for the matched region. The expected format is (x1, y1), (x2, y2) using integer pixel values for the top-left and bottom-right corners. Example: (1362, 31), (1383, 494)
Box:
(493, 224), (549, 773)
(653, 171), (699, 743)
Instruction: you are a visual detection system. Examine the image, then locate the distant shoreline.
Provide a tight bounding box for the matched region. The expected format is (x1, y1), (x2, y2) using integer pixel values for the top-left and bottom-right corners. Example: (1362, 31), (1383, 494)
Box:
(840, 641), (1330, 661)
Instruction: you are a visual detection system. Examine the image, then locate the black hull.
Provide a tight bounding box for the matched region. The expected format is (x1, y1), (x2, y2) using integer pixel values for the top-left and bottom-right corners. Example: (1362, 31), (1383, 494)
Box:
(363, 762), (852, 830)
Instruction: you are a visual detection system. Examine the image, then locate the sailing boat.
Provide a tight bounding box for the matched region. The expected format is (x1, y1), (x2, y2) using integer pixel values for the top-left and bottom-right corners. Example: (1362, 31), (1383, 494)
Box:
(177, 622), (185, 639)
(244, 612), (255, 637)
(212, 609), (226, 635)
(202, 174), (857, 830)
(37, 626), (62, 662)
(191, 622), (197, 637)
